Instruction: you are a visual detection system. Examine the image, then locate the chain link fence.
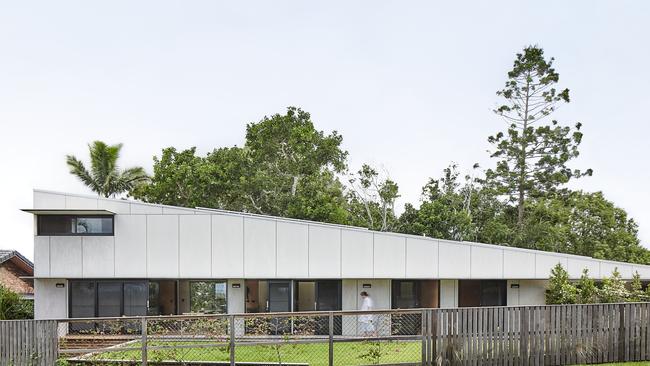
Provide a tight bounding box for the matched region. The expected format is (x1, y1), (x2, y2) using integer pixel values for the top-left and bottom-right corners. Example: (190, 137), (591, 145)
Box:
(56, 309), (424, 366)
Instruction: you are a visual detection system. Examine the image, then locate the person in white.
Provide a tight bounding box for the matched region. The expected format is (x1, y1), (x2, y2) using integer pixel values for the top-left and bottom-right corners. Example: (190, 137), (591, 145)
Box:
(359, 291), (375, 336)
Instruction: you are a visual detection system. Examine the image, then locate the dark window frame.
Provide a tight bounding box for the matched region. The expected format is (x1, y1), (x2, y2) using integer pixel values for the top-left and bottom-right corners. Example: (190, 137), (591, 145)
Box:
(37, 215), (114, 236)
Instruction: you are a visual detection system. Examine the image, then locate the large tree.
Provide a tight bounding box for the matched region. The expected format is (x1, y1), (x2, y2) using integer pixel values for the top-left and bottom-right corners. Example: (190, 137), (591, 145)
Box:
(397, 164), (509, 243)
(347, 164), (400, 231)
(132, 107), (349, 224)
(67, 141), (149, 197)
(487, 46), (592, 227)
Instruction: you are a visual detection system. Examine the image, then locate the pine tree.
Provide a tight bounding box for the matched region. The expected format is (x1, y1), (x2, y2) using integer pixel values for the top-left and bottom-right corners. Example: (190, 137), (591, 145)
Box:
(628, 271), (646, 302)
(576, 269), (598, 304)
(599, 268), (629, 303)
(546, 263), (577, 304)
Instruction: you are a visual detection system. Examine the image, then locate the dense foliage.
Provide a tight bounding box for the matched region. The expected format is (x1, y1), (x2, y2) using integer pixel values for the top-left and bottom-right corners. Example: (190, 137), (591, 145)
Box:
(67, 141), (149, 197)
(0, 285), (33, 320)
(81, 45), (648, 265)
(546, 264), (650, 304)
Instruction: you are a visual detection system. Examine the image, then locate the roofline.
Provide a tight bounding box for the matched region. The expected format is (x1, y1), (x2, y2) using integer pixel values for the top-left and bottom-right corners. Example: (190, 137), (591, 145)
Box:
(32, 189), (650, 270)
(0, 250), (34, 270)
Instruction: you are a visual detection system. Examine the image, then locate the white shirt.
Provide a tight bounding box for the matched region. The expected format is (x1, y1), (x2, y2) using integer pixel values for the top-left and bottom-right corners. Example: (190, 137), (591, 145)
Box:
(361, 296), (374, 311)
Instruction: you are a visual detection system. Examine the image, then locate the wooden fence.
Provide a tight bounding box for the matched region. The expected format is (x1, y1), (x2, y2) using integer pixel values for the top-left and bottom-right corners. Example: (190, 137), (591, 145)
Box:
(2, 303), (650, 365)
(0, 319), (58, 366)
(423, 303), (650, 365)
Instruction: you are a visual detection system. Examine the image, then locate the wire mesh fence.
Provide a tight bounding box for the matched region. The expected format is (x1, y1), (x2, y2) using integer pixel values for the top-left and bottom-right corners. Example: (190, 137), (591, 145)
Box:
(55, 309), (425, 366)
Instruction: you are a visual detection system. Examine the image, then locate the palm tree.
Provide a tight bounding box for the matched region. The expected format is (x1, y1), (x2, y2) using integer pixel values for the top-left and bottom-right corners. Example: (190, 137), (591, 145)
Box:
(66, 141), (149, 198)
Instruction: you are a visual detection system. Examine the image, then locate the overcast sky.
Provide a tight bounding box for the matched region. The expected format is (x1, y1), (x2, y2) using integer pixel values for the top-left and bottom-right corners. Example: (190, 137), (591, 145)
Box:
(1, 1), (649, 260)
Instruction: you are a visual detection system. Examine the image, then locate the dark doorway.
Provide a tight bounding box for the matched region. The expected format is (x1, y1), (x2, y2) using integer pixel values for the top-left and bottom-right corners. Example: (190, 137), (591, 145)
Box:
(458, 280), (507, 307)
(294, 280), (342, 335)
(391, 280), (439, 335)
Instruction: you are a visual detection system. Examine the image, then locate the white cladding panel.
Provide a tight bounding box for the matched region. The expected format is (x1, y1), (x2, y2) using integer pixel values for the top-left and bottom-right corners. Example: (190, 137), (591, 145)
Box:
(309, 226), (341, 278)
(439, 279), (458, 308)
(503, 250), (536, 279)
(34, 236), (50, 277)
(535, 254), (568, 278)
(438, 241), (471, 278)
(507, 280), (547, 306)
(50, 236), (82, 277)
(227, 279), (246, 313)
(130, 203), (163, 214)
(471, 246), (503, 278)
(243, 218), (276, 277)
(114, 215), (147, 277)
(341, 230), (373, 278)
(82, 236), (115, 277)
(34, 279), (68, 319)
(568, 257), (601, 279)
(601, 261), (633, 278)
(179, 215), (211, 277)
(406, 238), (438, 278)
(34, 191), (65, 209)
(212, 215), (244, 277)
(147, 215), (179, 278)
(65, 195), (98, 209)
(355, 280), (390, 310)
(97, 199), (131, 214)
(373, 234), (405, 278)
(633, 265), (650, 278)
(276, 222), (309, 278)
(405, 238), (438, 278)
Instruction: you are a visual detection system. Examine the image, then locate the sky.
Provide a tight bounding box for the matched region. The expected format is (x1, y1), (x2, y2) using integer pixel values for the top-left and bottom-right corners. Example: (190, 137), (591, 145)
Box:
(1, 1), (649, 260)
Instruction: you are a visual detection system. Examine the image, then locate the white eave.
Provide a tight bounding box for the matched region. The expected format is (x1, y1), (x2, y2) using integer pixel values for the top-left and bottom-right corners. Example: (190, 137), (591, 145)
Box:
(21, 209), (116, 215)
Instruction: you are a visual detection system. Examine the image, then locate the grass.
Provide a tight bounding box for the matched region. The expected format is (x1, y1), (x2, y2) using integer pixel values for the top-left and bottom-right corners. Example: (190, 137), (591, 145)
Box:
(84, 339), (421, 366)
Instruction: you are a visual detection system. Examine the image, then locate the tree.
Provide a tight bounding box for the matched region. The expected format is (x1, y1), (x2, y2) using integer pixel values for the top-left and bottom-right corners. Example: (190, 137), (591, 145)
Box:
(67, 141), (149, 197)
(130, 146), (248, 210)
(397, 164), (509, 243)
(347, 164), (400, 231)
(599, 268), (628, 303)
(627, 271), (647, 302)
(576, 269), (598, 304)
(487, 46), (591, 228)
(545, 263), (576, 305)
(132, 107), (350, 224)
(564, 191), (649, 264)
(0, 285), (33, 320)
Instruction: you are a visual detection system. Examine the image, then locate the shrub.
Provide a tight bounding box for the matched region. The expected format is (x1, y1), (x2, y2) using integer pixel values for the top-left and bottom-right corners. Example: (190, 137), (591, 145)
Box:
(576, 269), (599, 304)
(546, 263), (577, 304)
(599, 268), (629, 303)
(0, 285), (33, 320)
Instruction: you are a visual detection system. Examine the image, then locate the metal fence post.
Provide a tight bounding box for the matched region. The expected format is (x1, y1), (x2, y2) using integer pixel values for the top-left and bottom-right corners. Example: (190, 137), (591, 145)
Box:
(329, 312), (334, 366)
(230, 315), (236, 366)
(141, 317), (148, 366)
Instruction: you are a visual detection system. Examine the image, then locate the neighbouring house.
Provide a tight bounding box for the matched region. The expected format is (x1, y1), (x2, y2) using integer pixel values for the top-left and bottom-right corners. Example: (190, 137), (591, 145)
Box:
(26, 189), (650, 331)
(0, 249), (34, 300)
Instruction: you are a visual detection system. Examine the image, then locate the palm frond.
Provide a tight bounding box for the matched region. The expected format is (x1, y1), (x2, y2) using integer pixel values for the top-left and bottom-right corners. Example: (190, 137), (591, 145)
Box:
(66, 155), (100, 193)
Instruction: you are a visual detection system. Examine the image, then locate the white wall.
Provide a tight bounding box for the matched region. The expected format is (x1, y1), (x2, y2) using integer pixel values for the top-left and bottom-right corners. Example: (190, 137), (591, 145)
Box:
(507, 280), (548, 306)
(32, 190), (650, 281)
(439, 279), (458, 308)
(34, 279), (68, 319)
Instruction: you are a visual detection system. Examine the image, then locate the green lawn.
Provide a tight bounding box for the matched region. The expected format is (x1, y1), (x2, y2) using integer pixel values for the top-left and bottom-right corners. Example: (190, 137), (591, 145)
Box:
(572, 363), (650, 366)
(85, 340), (421, 366)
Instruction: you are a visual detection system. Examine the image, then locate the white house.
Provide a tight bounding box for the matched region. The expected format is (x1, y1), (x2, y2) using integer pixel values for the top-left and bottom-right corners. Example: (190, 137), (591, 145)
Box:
(26, 189), (650, 321)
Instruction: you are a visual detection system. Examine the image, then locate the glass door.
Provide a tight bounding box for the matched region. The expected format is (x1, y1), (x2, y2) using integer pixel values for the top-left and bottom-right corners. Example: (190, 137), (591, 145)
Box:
(268, 281), (291, 334)
(316, 280), (342, 335)
(268, 281), (291, 312)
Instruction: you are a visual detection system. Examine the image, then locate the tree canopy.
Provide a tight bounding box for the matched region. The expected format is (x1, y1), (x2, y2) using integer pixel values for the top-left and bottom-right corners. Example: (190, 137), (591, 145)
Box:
(107, 46), (649, 265)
